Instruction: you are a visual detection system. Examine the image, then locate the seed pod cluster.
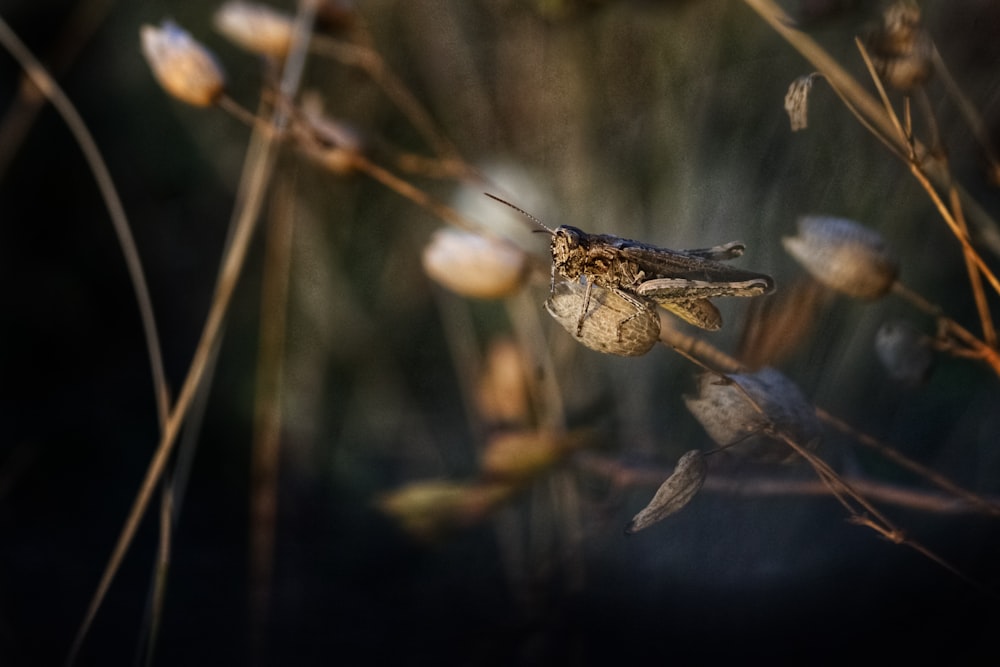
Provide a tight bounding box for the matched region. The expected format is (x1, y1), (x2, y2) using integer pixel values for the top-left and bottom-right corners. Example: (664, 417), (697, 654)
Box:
(545, 279), (661, 357)
(783, 216), (899, 300)
(684, 368), (820, 463)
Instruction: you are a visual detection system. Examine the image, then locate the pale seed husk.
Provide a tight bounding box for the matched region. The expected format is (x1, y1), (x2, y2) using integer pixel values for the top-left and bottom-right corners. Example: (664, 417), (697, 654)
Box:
(422, 228), (528, 299)
(140, 21), (226, 107)
(684, 368), (820, 463)
(214, 1), (295, 59)
(783, 216), (899, 299)
(545, 279), (660, 357)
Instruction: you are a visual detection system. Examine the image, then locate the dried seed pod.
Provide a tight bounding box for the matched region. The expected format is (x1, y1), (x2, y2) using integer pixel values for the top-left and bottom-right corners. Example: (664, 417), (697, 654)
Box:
(625, 450), (707, 534)
(140, 21), (226, 107)
(476, 338), (532, 426)
(784, 74), (817, 132)
(783, 216), (899, 299)
(684, 368), (820, 463)
(480, 430), (572, 483)
(377, 480), (512, 541)
(545, 279), (661, 357)
(422, 228), (528, 299)
(875, 319), (934, 385)
(867, 1), (933, 91)
(214, 1), (295, 59)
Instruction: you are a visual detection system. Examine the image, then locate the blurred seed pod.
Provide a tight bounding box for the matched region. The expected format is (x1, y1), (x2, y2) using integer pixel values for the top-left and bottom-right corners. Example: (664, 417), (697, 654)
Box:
(480, 430), (578, 483)
(784, 74), (817, 132)
(140, 21), (226, 107)
(875, 319), (934, 385)
(625, 450), (707, 534)
(377, 480), (513, 542)
(422, 228), (528, 299)
(214, 1), (295, 59)
(476, 338), (533, 426)
(545, 280), (660, 357)
(684, 368), (820, 463)
(867, 1), (933, 91)
(783, 216), (899, 299)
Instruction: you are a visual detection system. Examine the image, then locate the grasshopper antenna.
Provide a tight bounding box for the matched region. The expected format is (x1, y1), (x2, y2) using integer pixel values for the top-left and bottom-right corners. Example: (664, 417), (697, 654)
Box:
(484, 193), (554, 235)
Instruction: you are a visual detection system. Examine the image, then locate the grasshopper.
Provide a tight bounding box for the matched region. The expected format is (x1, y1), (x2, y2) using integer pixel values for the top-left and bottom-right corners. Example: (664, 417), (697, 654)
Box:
(486, 194), (774, 335)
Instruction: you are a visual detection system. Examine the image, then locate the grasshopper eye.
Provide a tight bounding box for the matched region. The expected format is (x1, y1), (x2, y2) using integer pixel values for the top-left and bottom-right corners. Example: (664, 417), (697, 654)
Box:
(555, 226), (581, 248)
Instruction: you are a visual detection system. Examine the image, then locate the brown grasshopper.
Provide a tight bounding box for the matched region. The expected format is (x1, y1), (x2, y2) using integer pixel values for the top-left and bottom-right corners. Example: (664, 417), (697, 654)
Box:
(486, 194), (775, 336)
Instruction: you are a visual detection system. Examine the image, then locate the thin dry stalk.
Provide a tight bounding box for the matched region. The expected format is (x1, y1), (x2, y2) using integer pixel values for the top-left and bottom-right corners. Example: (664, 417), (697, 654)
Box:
(65, 3), (321, 663)
(249, 171), (297, 653)
(891, 282), (1000, 376)
(576, 453), (1000, 515)
(742, 0), (1000, 257)
(930, 43), (1000, 184)
(0, 14), (170, 431)
(0, 0), (114, 180)
(817, 407), (1000, 518)
(309, 34), (464, 165)
(949, 186), (997, 347)
(854, 39), (1000, 303)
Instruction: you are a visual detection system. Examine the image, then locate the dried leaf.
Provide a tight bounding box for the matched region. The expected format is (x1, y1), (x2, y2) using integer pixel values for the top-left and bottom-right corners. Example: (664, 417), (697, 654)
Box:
(625, 450), (707, 534)
(784, 74), (816, 132)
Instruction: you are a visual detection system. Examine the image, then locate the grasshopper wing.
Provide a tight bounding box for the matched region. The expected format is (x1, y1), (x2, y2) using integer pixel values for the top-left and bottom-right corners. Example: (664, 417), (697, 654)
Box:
(658, 298), (722, 331)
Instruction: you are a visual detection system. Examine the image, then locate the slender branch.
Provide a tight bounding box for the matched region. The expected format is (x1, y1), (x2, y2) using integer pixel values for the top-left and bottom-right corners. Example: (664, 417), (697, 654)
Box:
(576, 452), (1000, 515)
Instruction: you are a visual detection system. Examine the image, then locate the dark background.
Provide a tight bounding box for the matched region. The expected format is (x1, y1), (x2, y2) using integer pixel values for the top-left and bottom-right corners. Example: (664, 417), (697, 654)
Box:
(1, 0), (1000, 664)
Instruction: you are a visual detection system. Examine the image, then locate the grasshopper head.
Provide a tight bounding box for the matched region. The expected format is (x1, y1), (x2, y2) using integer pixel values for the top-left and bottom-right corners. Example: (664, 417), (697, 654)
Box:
(551, 225), (585, 266)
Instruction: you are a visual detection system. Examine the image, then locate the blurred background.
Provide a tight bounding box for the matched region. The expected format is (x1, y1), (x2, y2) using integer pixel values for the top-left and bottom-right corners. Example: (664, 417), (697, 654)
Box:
(1, 0), (1000, 664)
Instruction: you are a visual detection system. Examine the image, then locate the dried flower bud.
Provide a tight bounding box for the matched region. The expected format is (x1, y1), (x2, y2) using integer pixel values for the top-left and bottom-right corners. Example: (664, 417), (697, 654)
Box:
(875, 319), (933, 385)
(422, 228), (528, 299)
(783, 216), (899, 299)
(625, 450), (707, 534)
(377, 480), (512, 541)
(214, 1), (294, 59)
(480, 430), (574, 483)
(867, 2), (933, 91)
(785, 74), (817, 132)
(684, 368), (820, 463)
(140, 21), (226, 107)
(545, 279), (660, 357)
(476, 339), (532, 426)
